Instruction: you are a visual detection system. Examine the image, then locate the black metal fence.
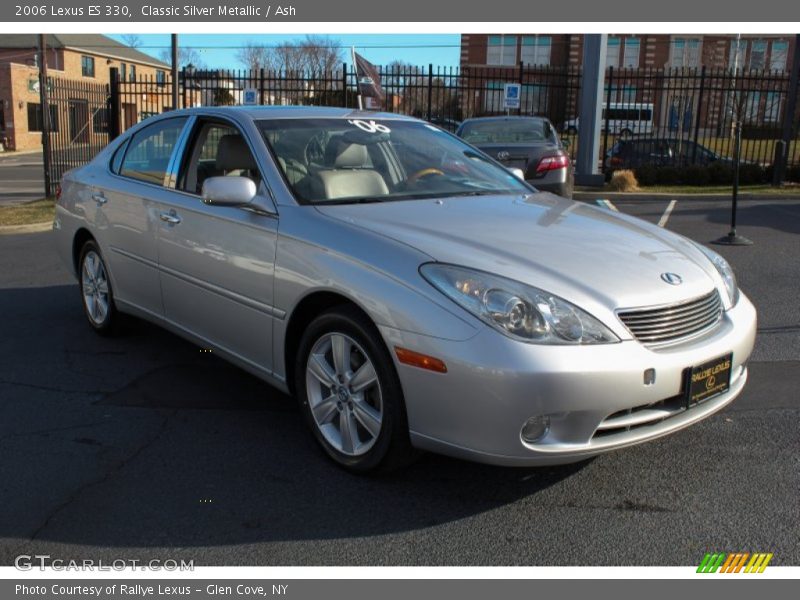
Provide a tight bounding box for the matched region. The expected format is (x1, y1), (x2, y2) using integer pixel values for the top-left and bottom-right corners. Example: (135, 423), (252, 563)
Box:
(44, 75), (110, 190)
(42, 62), (800, 194)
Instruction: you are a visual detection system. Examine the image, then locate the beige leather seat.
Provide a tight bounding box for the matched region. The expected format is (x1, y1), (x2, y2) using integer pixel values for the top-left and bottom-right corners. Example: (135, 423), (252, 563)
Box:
(216, 135), (259, 185)
(317, 141), (389, 200)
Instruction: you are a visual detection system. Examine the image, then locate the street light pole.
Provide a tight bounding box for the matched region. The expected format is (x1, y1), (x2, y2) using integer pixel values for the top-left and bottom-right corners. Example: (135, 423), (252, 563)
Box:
(714, 33), (753, 246)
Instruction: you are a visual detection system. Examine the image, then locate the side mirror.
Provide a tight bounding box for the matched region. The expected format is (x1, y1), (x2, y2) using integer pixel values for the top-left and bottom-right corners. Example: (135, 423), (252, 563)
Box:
(201, 176), (257, 207)
(508, 167), (526, 180)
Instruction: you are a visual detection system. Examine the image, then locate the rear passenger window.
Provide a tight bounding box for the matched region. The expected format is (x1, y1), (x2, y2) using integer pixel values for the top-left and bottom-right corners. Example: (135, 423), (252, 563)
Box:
(120, 118), (187, 185)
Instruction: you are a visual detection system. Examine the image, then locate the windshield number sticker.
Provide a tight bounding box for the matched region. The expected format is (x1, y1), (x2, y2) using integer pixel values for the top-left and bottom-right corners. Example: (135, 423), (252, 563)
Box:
(347, 119), (391, 134)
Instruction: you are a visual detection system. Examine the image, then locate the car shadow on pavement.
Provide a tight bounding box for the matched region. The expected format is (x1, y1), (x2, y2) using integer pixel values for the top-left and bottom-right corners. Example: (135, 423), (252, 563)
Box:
(0, 284), (589, 553)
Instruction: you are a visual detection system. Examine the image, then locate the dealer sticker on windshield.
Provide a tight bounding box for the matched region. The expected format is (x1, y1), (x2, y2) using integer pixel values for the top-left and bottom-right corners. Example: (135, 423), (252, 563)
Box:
(687, 353), (733, 405)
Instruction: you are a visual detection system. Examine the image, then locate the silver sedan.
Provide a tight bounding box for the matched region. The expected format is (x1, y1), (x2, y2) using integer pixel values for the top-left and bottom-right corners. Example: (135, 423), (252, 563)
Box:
(53, 107), (756, 473)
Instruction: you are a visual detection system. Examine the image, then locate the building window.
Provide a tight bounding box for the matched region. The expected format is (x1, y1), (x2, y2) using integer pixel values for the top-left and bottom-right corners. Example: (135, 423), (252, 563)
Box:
(93, 107), (109, 133)
(156, 70), (166, 87)
(606, 37), (621, 68)
(120, 63), (127, 81)
(729, 40), (747, 70)
(129, 65), (136, 81)
(750, 40), (767, 69)
(770, 41), (788, 71)
(744, 92), (761, 123)
(487, 35), (518, 66)
(764, 92), (782, 122)
(521, 36), (551, 66)
(521, 84), (547, 113)
(672, 38), (701, 68)
(623, 38), (640, 68)
(27, 102), (59, 132)
(81, 55), (95, 77)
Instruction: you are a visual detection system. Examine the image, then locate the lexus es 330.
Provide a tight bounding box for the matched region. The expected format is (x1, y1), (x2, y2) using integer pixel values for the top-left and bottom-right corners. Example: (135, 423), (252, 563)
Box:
(53, 107), (756, 472)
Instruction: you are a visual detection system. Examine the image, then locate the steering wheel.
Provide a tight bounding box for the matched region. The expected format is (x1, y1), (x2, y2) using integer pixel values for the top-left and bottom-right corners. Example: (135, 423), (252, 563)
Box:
(408, 168), (446, 184)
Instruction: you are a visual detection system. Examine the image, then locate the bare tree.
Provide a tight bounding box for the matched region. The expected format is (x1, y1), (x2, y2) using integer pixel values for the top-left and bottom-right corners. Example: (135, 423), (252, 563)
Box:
(121, 34), (142, 49)
(159, 46), (205, 69)
(236, 41), (275, 71)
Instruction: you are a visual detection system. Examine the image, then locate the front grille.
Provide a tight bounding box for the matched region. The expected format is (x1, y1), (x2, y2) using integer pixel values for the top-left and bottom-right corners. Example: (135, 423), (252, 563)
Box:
(617, 290), (722, 345)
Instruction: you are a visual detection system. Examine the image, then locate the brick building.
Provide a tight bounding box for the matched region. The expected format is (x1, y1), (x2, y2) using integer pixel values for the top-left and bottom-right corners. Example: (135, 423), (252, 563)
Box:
(459, 34), (796, 133)
(0, 34), (170, 151)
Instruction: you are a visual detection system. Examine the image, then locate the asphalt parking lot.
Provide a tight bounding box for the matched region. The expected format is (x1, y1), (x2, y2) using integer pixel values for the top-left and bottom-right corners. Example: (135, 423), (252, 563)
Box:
(0, 197), (798, 566)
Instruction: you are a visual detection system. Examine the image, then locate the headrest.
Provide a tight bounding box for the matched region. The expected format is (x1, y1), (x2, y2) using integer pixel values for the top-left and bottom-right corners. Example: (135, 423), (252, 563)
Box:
(216, 135), (258, 172)
(332, 142), (369, 169)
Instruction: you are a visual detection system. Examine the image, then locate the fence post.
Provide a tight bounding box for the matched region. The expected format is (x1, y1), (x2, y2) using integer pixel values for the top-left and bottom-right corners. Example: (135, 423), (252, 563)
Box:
(775, 34), (800, 185)
(692, 65), (706, 165)
(259, 68), (265, 105)
(108, 67), (121, 140)
(38, 34), (52, 196)
(181, 67), (187, 109)
(342, 62), (348, 108)
(602, 66), (613, 174)
(427, 64), (433, 121)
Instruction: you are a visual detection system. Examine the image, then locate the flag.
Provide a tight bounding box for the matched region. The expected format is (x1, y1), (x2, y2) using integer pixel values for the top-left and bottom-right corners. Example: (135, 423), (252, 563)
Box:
(354, 51), (385, 103)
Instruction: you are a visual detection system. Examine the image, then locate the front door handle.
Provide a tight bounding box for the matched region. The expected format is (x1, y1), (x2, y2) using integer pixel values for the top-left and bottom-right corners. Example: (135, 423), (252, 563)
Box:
(159, 211), (181, 225)
(92, 193), (107, 206)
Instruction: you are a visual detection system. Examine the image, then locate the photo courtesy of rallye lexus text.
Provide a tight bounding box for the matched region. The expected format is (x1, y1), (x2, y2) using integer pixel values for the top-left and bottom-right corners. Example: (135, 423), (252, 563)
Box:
(52, 105), (757, 474)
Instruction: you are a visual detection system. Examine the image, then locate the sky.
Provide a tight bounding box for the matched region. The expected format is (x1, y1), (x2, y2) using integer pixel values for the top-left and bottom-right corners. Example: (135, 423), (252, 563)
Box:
(108, 34), (461, 69)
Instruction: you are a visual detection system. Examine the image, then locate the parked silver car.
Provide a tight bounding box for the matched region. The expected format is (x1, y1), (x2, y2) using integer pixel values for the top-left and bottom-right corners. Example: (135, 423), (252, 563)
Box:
(53, 107), (756, 473)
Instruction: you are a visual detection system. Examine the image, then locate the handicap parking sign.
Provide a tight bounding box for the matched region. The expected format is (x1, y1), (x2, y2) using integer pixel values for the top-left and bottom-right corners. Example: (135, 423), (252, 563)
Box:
(503, 83), (521, 110)
(243, 88), (258, 105)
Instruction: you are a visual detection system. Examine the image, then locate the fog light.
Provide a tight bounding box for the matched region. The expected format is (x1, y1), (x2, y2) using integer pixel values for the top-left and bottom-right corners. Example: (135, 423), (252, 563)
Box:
(521, 415), (550, 443)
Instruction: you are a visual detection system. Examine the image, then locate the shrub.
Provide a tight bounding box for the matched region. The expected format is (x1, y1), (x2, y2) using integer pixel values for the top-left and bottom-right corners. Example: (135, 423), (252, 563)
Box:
(708, 162), (734, 185)
(683, 165), (711, 186)
(655, 166), (681, 186)
(633, 164), (658, 186)
(738, 163), (766, 185)
(608, 169), (639, 192)
(788, 164), (800, 183)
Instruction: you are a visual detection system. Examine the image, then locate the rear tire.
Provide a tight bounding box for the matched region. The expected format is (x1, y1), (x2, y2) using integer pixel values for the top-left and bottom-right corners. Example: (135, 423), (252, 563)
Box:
(78, 240), (120, 336)
(294, 306), (417, 474)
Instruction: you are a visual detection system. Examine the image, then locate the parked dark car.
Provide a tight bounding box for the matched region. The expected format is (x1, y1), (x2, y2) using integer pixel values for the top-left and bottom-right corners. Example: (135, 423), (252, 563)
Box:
(605, 138), (733, 172)
(428, 116), (462, 132)
(456, 116), (574, 198)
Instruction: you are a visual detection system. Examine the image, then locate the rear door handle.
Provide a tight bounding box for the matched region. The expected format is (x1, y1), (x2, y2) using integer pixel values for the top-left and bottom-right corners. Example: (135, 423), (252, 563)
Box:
(92, 193), (107, 205)
(159, 211), (181, 225)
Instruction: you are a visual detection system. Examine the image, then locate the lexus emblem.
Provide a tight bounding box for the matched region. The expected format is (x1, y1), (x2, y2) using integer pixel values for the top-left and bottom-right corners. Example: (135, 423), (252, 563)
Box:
(497, 151), (510, 161)
(661, 272), (683, 285)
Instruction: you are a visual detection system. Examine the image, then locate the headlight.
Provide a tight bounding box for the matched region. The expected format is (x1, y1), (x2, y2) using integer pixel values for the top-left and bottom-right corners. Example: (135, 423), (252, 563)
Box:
(420, 264), (619, 344)
(693, 244), (739, 307)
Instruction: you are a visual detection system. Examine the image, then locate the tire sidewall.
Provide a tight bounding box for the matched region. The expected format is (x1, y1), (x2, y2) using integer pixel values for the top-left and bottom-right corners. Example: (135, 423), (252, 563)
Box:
(294, 308), (407, 473)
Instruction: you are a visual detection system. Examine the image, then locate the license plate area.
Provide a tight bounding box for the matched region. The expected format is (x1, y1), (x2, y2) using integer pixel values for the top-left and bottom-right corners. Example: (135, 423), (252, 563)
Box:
(684, 353), (733, 407)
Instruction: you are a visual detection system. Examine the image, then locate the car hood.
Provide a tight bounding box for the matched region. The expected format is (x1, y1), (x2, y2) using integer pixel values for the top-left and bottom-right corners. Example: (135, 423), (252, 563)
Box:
(315, 193), (721, 316)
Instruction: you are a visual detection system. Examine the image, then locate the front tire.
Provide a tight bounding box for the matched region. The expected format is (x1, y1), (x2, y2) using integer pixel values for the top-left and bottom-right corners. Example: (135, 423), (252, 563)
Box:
(78, 240), (120, 336)
(295, 306), (416, 474)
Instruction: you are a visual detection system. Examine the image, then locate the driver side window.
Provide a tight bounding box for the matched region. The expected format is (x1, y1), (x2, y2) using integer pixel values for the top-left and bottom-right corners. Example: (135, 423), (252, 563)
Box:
(179, 122), (261, 195)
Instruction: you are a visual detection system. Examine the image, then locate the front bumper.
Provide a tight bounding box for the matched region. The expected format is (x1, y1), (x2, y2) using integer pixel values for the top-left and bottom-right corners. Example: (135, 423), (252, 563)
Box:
(379, 292), (756, 466)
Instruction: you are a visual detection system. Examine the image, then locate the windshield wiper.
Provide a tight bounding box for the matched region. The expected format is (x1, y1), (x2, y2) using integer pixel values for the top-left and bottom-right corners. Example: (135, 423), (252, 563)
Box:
(314, 197), (386, 205)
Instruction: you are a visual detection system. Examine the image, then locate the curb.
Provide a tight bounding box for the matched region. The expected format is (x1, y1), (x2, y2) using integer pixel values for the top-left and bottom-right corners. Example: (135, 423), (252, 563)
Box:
(0, 221), (52, 235)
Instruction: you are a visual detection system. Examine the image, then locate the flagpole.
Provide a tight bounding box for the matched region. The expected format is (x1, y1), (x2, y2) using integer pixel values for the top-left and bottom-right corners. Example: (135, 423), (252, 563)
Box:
(351, 46), (363, 110)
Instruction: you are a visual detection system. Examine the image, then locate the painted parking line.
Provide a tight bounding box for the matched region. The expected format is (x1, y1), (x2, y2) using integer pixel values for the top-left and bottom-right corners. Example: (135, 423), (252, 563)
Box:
(595, 199), (619, 212)
(658, 199), (677, 228)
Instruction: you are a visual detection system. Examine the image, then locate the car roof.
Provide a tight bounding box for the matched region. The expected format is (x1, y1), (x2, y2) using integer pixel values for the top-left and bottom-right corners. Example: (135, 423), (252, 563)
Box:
(159, 105), (421, 122)
(460, 116), (550, 125)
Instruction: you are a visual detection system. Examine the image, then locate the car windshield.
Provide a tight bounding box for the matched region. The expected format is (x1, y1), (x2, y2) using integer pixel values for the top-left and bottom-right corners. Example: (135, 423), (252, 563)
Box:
(458, 119), (549, 144)
(258, 118), (529, 204)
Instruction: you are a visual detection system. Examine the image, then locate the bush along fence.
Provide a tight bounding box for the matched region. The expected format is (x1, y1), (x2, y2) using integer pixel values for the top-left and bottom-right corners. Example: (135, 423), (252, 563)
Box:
(41, 62), (800, 194)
